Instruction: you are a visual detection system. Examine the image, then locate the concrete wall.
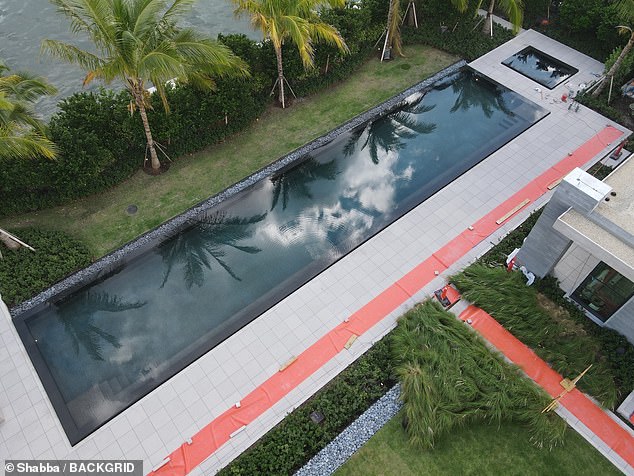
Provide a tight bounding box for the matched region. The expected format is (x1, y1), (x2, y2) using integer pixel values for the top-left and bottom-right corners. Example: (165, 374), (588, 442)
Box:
(605, 295), (634, 345)
(553, 244), (600, 295)
(517, 168), (611, 277)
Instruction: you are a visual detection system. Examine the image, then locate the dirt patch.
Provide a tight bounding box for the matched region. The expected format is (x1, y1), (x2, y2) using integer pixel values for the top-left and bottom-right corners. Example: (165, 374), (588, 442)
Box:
(536, 293), (589, 339)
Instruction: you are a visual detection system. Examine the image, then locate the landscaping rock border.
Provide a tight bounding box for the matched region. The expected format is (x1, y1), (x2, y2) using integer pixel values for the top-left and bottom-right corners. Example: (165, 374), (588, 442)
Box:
(295, 384), (402, 476)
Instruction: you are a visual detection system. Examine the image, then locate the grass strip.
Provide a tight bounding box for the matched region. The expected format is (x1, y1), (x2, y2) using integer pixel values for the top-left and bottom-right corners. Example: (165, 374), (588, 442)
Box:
(1, 46), (458, 257)
(335, 413), (620, 476)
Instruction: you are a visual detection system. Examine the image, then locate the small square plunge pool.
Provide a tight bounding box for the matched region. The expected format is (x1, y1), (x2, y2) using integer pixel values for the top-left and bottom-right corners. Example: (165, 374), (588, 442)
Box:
(502, 46), (578, 89)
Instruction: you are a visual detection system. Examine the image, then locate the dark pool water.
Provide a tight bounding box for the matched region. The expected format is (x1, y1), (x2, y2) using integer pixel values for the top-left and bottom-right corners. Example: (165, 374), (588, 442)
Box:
(502, 46), (578, 89)
(18, 68), (548, 443)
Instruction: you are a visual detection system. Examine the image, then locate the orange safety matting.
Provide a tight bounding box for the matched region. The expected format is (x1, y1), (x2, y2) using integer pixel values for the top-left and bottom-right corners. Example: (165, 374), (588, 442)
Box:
(459, 305), (634, 467)
(149, 126), (624, 476)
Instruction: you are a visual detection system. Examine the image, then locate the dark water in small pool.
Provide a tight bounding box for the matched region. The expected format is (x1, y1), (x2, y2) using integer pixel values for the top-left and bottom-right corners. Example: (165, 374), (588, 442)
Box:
(21, 68), (548, 443)
(502, 46), (578, 89)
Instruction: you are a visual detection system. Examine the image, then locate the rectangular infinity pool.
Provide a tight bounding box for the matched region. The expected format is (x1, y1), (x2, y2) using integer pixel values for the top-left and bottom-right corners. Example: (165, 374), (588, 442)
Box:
(14, 67), (549, 444)
(502, 46), (578, 89)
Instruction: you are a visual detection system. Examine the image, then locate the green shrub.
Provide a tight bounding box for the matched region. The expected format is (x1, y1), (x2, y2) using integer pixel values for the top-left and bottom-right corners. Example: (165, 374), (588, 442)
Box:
(219, 337), (395, 475)
(392, 300), (566, 449)
(0, 5), (379, 217)
(402, 20), (514, 62)
(0, 228), (92, 306)
(0, 67), (269, 216)
(0, 89), (143, 214)
(559, 0), (605, 35)
(576, 92), (628, 126)
(452, 265), (620, 408)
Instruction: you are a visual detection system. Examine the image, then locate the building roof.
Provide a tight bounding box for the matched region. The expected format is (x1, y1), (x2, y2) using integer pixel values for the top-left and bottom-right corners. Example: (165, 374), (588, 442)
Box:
(556, 155), (634, 279)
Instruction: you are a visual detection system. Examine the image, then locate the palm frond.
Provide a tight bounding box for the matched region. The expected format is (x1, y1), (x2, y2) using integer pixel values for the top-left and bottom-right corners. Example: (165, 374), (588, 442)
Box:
(0, 132), (59, 160)
(41, 40), (104, 76)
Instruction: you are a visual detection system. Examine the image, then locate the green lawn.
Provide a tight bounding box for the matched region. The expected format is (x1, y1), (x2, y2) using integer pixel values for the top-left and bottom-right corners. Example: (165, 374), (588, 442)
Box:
(336, 413), (620, 476)
(1, 45), (458, 257)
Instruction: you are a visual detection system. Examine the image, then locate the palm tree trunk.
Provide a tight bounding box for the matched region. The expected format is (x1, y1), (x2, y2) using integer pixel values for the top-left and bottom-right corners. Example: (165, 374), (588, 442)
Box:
(384, 0), (402, 59)
(0, 233), (20, 250)
(483, 0), (495, 35)
(134, 87), (161, 170)
(275, 45), (286, 108)
(593, 32), (634, 97)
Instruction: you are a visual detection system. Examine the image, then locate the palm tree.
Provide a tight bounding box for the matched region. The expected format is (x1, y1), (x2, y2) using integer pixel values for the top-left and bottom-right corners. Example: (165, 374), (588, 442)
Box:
(159, 211), (266, 287)
(480, 0), (523, 36)
(383, 0), (403, 61)
(233, 0), (348, 108)
(383, 0), (467, 61)
(593, 0), (634, 97)
(42, 0), (249, 173)
(0, 61), (58, 161)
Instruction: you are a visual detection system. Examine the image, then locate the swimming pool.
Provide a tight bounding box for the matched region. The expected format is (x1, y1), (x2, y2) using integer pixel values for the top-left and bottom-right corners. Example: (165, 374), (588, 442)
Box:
(13, 66), (549, 444)
(502, 46), (579, 89)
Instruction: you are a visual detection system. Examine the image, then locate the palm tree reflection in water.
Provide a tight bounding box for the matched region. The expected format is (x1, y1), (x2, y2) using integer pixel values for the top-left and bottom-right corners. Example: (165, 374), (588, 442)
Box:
(159, 211), (266, 287)
(58, 292), (146, 361)
(512, 50), (565, 81)
(344, 93), (437, 164)
(270, 157), (338, 211)
(447, 72), (512, 118)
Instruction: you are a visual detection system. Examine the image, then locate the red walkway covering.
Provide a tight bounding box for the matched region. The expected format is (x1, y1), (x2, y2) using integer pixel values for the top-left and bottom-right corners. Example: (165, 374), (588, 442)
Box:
(149, 126), (624, 476)
(459, 305), (634, 468)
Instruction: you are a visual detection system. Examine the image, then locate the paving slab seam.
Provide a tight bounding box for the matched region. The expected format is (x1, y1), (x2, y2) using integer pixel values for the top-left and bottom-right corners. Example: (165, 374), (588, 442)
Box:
(148, 126), (624, 476)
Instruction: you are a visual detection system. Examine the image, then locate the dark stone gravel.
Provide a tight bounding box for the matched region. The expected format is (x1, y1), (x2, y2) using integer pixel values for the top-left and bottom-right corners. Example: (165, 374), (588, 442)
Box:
(295, 385), (403, 476)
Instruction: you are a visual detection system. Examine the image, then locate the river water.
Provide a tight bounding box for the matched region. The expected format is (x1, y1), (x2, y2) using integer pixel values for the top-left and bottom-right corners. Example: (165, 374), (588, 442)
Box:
(0, 0), (258, 116)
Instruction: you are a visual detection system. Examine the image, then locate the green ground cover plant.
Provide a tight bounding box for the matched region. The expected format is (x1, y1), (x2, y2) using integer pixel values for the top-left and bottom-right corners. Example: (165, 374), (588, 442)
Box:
(392, 300), (565, 449)
(335, 413), (620, 476)
(452, 265), (620, 408)
(0, 228), (92, 306)
(218, 337), (396, 475)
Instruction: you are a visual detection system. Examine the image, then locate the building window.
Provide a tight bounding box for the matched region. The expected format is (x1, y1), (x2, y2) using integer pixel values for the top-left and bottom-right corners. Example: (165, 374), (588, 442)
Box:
(572, 262), (634, 322)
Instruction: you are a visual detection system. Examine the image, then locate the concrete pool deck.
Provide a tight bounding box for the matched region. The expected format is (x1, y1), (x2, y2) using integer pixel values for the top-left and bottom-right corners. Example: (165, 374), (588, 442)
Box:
(0, 30), (631, 474)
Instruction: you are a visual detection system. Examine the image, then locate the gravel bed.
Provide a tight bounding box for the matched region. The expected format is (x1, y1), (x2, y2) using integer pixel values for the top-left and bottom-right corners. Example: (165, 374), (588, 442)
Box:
(295, 384), (403, 476)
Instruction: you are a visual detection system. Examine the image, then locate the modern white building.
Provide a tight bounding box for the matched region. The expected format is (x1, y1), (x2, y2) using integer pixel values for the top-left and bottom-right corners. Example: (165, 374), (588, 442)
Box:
(517, 156), (634, 343)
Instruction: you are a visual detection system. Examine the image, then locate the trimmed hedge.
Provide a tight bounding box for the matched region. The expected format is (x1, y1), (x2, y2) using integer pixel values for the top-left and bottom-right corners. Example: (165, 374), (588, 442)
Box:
(0, 6), (378, 217)
(0, 228), (92, 306)
(218, 337), (395, 475)
(402, 19), (514, 62)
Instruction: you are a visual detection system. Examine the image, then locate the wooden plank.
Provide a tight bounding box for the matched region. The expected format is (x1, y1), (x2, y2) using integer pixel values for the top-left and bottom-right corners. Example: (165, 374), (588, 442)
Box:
(279, 356), (297, 372)
(344, 334), (358, 350)
(496, 199), (531, 225)
(547, 178), (562, 190)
